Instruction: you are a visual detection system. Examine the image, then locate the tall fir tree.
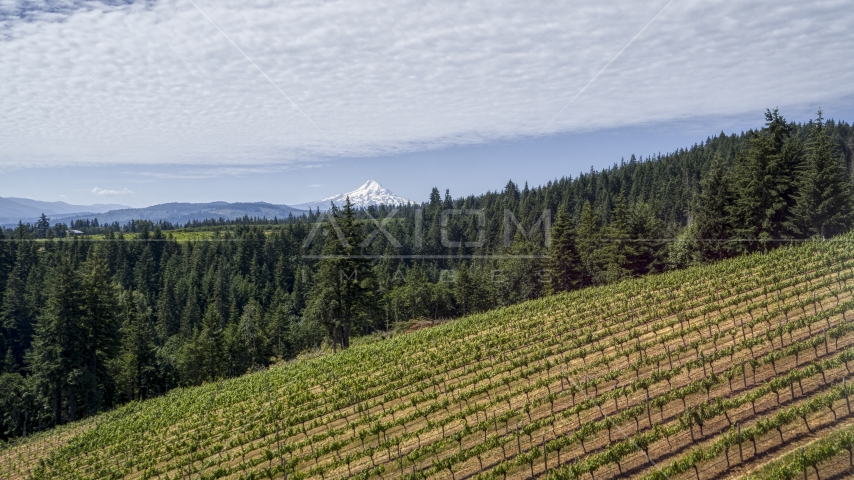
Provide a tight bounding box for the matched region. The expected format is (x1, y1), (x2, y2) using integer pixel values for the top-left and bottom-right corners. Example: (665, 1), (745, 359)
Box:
(694, 155), (736, 261)
(0, 228), (8, 294)
(197, 304), (225, 382)
(266, 288), (298, 360)
(114, 291), (156, 401)
(731, 109), (802, 250)
(599, 193), (632, 283)
(793, 111), (854, 238)
(179, 286), (201, 338)
(496, 233), (544, 307)
(34, 214), (50, 239)
(26, 260), (87, 425)
(548, 209), (581, 293)
(0, 371), (31, 438)
(155, 276), (180, 340)
(0, 264), (31, 369)
(304, 198), (373, 350)
(625, 201), (665, 275)
(2, 349), (16, 374)
(80, 252), (120, 414)
(575, 200), (600, 286)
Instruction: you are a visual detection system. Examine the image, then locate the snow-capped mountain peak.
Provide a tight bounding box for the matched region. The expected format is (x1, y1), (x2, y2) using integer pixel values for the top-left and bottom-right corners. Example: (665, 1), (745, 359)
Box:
(292, 180), (414, 211)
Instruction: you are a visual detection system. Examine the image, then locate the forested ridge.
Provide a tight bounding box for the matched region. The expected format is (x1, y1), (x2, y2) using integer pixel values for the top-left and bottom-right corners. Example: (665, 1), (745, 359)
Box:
(5, 228), (854, 480)
(0, 110), (853, 440)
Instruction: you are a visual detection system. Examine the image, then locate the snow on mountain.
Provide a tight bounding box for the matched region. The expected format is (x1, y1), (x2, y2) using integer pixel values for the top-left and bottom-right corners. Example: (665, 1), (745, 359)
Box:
(292, 180), (415, 211)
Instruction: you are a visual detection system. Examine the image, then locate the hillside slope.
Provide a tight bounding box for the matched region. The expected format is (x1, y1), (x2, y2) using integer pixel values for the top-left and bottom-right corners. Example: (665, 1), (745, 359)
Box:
(4, 237), (854, 480)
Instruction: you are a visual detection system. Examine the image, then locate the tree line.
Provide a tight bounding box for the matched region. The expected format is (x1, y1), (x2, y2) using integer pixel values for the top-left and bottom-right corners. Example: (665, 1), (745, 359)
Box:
(9, 212), (315, 239)
(0, 110), (852, 440)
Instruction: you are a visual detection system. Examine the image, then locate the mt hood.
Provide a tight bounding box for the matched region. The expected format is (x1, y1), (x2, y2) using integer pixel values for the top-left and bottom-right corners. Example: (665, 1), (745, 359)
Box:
(293, 180), (414, 211)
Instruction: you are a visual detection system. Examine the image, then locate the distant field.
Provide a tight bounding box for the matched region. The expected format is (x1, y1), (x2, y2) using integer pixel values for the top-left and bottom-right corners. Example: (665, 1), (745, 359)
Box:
(4, 236), (854, 480)
(61, 230), (219, 242)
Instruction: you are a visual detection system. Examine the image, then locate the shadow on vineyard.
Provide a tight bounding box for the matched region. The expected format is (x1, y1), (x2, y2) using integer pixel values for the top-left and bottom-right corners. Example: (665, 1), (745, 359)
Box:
(2, 234), (854, 479)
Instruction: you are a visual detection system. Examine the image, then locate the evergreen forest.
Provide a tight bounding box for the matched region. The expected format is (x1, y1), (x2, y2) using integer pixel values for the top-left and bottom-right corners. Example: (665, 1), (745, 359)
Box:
(1, 110), (853, 441)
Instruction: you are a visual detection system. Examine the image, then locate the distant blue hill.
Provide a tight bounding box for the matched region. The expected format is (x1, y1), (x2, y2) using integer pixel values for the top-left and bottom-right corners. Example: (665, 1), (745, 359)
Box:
(0, 197), (129, 226)
(51, 202), (308, 226)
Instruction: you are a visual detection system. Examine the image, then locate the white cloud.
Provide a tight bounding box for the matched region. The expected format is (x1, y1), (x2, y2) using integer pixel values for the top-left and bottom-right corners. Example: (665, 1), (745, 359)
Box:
(123, 162), (319, 178)
(1, 0), (853, 169)
(92, 187), (133, 196)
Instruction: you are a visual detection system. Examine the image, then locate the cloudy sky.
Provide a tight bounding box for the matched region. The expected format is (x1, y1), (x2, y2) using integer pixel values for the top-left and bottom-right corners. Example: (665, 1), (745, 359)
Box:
(1, 0), (853, 206)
